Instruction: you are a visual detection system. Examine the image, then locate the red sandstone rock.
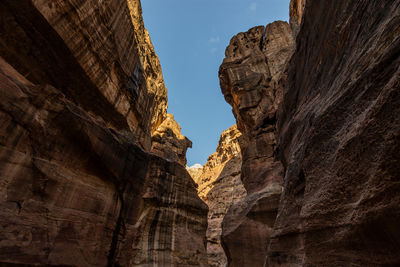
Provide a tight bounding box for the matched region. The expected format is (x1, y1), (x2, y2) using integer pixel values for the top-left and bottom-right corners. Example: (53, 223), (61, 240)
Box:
(268, 0), (400, 265)
(219, 21), (294, 266)
(151, 113), (192, 166)
(190, 125), (246, 267)
(0, 0), (208, 265)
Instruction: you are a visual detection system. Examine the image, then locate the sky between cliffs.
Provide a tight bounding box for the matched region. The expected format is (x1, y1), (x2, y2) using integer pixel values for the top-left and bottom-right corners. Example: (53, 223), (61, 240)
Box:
(142, 0), (290, 167)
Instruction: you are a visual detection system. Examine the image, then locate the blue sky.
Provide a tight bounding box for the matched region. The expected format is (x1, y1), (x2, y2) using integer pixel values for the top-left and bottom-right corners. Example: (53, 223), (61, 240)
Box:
(141, 0), (290, 166)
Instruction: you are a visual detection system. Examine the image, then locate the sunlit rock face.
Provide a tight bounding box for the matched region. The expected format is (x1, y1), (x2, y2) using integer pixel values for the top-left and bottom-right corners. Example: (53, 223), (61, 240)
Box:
(0, 0), (208, 266)
(190, 125), (246, 267)
(268, 0), (400, 265)
(289, 0), (306, 36)
(219, 21), (295, 266)
(151, 113), (192, 166)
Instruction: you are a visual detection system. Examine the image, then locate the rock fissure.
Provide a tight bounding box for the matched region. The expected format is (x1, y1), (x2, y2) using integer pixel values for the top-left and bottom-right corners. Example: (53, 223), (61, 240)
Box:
(0, 0), (399, 266)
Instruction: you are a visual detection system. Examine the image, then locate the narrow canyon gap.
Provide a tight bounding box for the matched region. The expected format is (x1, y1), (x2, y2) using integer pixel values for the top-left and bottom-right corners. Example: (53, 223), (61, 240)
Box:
(0, 0), (399, 267)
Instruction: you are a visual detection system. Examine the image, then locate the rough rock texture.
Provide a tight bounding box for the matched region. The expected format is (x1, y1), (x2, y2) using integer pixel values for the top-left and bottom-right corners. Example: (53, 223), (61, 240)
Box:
(0, 0), (167, 150)
(194, 125), (242, 200)
(219, 21), (295, 266)
(289, 0), (306, 36)
(190, 125), (246, 267)
(0, 0), (208, 266)
(151, 113), (192, 166)
(268, 1), (400, 266)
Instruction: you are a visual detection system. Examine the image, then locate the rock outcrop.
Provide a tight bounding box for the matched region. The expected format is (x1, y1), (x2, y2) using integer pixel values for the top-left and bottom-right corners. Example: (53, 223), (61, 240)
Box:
(268, 0), (400, 265)
(218, 21), (295, 266)
(0, 0), (167, 150)
(151, 113), (192, 166)
(190, 125), (246, 267)
(0, 0), (208, 266)
(289, 0), (306, 36)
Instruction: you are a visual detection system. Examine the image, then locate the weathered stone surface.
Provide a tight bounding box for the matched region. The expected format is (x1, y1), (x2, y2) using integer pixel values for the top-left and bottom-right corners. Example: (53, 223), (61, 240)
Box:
(194, 125), (242, 200)
(0, 56), (207, 266)
(0, 55), (207, 266)
(268, 0), (400, 266)
(289, 0), (306, 36)
(218, 21), (294, 266)
(190, 125), (246, 267)
(0, 0), (208, 265)
(0, 0), (167, 150)
(151, 113), (192, 166)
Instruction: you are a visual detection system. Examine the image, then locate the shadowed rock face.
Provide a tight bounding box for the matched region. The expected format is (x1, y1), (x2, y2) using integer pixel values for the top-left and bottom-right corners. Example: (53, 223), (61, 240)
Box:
(268, 0), (400, 265)
(0, 0), (167, 150)
(190, 125), (246, 267)
(219, 21), (295, 266)
(0, 0), (208, 266)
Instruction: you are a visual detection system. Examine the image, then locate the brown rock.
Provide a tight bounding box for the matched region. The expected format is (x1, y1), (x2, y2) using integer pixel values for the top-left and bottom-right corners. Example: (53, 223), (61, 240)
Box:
(190, 125), (246, 267)
(0, 56), (207, 266)
(0, 0), (208, 265)
(268, 0), (400, 266)
(289, 0), (306, 36)
(219, 21), (294, 266)
(0, 0), (167, 150)
(151, 113), (192, 166)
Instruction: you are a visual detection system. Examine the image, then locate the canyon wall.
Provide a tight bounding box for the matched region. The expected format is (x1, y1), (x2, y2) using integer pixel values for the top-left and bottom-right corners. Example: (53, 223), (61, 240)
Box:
(268, 0), (400, 265)
(218, 21), (295, 266)
(0, 0), (207, 266)
(218, 0), (400, 266)
(189, 125), (246, 267)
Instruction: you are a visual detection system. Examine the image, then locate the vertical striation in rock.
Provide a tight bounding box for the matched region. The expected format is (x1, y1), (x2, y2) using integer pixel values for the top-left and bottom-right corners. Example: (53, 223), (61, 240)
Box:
(0, 0), (208, 266)
(289, 0), (306, 37)
(190, 125), (246, 267)
(0, 0), (167, 150)
(218, 21), (295, 266)
(268, 0), (400, 266)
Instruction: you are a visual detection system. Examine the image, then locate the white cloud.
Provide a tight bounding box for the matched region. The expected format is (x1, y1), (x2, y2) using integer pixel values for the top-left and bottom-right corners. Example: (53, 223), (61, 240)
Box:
(249, 3), (257, 11)
(187, 163), (203, 170)
(208, 36), (220, 44)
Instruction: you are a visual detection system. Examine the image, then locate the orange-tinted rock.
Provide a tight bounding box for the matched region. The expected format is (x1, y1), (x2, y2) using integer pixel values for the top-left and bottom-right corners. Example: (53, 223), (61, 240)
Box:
(289, 0), (306, 36)
(190, 125), (246, 267)
(268, 0), (400, 266)
(0, 0), (207, 265)
(218, 21), (295, 266)
(0, 0), (167, 150)
(0, 55), (207, 266)
(151, 113), (192, 166)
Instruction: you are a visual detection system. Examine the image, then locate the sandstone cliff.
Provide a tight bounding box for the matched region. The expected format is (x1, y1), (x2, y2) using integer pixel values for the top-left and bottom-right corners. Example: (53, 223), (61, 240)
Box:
(268, 0), (400, 265)
(218, 21), (295, 266)
(190, 125), (246, 267)
(0, 0), (207, 266)
(218, 0), (400, 266)
(151, 113), (192, 166)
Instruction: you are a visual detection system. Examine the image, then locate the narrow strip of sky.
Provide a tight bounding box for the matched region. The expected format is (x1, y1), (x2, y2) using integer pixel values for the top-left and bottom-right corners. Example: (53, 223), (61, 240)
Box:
(141, 0), (290, 166)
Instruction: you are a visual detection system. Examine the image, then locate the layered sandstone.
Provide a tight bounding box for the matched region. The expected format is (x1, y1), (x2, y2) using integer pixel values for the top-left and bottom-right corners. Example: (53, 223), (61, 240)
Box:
(190, 125), (246, 267)
(151, 113), (192, 166)
(289, 0), (306, 36)
(219, 21), (295, 266)
(0, 0), (167, 150)
(268, 0), (400, 265)
(0, 0), (208, 266)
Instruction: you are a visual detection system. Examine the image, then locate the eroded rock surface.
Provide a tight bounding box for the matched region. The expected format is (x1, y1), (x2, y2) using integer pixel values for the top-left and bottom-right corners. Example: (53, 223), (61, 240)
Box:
(0, 0), (167, 150)
(218, 21), (295, 266)
(151, 113), (192, 166)
(190, 125), (246, 267)
(0, 0), (208, 266)
(268, 0), (400, 265)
